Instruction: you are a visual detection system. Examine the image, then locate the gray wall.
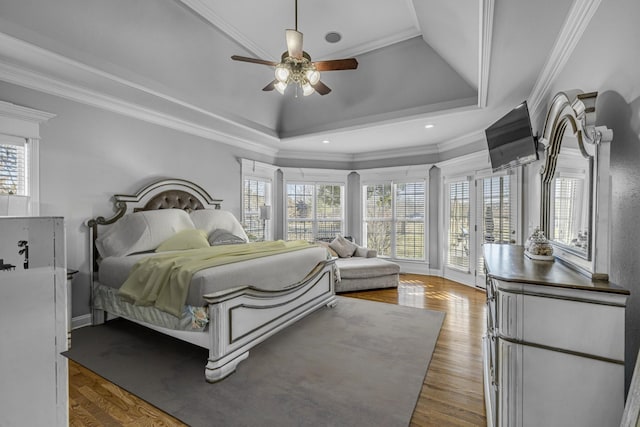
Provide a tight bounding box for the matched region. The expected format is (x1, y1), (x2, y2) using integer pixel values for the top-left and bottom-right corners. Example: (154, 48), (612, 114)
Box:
(542, 0), (640, 390)
(0, 80), (271, 318)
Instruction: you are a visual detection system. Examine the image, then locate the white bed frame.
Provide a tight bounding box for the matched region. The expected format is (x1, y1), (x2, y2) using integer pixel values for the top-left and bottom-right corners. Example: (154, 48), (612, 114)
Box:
(87, 178), (336, 382)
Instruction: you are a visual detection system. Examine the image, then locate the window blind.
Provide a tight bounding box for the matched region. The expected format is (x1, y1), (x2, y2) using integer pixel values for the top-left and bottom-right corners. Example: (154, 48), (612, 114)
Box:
(286, 183), (344, 241)
(243, 178), (270, 241)
(477, 175), (512, 274)
(0, 136), (27, 196)
(447, 180), (470, 270)
(395, 182), (425, 260)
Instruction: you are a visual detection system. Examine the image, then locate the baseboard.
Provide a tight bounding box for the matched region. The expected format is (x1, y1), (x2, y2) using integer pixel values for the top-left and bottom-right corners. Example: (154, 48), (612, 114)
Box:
(71, 314), (92, 330)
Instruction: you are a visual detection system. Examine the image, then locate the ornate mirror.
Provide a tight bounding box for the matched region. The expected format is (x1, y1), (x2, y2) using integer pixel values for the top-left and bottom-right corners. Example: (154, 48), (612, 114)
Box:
(539, 90), (613, 279)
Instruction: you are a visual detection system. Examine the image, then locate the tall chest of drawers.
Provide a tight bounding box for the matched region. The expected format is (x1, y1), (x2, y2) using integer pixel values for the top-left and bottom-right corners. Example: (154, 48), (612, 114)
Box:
(483, 244), (628, 427)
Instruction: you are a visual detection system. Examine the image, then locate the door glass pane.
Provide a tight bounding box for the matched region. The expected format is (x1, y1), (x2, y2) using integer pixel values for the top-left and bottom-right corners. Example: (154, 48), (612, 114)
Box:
(447, 180), (470, 270)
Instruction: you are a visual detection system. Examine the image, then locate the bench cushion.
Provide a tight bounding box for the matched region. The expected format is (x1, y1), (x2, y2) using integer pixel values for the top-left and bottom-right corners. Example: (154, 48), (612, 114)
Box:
(335, 257), (400, 279)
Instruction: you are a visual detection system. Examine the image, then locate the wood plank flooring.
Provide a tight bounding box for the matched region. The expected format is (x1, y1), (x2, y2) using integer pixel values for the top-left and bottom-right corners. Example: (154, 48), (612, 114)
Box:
(68, 274), (487, 426)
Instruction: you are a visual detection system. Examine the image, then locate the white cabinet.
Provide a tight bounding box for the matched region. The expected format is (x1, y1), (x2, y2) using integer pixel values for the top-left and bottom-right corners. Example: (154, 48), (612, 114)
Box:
(0, 217), (68, 427)
(483, 244), (628, 427)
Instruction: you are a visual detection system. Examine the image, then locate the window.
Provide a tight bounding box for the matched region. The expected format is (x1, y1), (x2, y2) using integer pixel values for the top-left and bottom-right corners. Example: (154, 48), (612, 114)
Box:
(0, 138), (27, 196)
(363, 181), (425, 260)
(0, 103), (53, 216)
(242, 177), (271, 241)
(286, 183), (344, 241)
(446, 179), (470, 270)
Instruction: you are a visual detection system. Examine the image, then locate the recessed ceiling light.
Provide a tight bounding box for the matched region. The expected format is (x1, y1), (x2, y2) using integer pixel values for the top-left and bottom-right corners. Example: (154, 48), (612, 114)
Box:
(424, 124), (435, 129)
(325, 32), (342, 43)
(322, 140), (330, 144)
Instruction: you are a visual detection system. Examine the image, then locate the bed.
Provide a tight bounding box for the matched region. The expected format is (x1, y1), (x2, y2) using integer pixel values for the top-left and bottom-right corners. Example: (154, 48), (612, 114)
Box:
(87, 178), (336, 382)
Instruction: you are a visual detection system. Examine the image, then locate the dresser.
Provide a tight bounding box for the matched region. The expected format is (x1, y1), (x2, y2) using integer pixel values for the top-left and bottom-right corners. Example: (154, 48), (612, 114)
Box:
(483, 244), (628, 427)
(0, 217), (68, 426)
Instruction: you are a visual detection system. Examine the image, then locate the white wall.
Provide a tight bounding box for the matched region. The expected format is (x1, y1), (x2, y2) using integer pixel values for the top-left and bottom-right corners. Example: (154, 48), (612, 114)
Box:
(0, 81), (273, 317)
(541, 0), (640, 390)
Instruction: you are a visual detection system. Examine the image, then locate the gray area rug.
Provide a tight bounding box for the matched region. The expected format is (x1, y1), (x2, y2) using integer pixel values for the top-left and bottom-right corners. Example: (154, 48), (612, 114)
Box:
(65, 296), (444, 427)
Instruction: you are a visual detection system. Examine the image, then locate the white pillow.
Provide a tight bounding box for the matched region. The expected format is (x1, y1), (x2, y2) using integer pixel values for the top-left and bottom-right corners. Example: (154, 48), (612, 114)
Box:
(189, 209), (249, 242)
(96, 209), (196, 258)
(329, 234), (358, 258)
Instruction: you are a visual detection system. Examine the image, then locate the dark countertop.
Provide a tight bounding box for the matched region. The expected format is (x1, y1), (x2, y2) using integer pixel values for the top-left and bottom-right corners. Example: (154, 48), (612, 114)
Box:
(484, 244), (629, 295)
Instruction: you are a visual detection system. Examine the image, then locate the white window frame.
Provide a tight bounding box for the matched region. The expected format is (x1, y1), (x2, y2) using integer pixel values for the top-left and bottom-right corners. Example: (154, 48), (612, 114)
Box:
(0, 101), (55, 216)
(281, 167), (349, 242)
(359, 164), (430, 262)
(285, 181), (345, 241)
(362, 180), (427, 261)
(240, 159), (277, 241)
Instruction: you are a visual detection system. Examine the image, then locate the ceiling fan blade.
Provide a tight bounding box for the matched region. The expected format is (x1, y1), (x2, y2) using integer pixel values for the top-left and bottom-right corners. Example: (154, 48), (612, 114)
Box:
(311, 80), (331, 95)
(262, 80), (277, 91)
(313, 58), (358, 71)
(231, 55), (278, 67)
(285, 29), (303, 59)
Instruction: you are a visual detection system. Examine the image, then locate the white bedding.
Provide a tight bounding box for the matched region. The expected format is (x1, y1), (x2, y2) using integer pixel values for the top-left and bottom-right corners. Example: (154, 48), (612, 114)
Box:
(98, 245), (328, 307)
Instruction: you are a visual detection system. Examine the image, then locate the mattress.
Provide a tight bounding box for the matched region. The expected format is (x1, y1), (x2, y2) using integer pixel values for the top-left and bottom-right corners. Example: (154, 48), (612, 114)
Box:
(98, 245), (328, 307)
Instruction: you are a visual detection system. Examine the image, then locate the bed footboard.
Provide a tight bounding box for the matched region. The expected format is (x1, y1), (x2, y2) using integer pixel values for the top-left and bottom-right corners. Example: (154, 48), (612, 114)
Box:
(203, 259), (335, 382)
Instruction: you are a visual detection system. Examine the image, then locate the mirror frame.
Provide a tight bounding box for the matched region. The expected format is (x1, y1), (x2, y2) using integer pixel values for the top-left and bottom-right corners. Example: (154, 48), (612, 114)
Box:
(539, 90), (613, 280)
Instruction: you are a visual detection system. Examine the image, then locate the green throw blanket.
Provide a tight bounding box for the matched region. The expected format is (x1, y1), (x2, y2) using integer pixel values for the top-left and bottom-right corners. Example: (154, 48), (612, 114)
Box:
(118, 240), (315, 317)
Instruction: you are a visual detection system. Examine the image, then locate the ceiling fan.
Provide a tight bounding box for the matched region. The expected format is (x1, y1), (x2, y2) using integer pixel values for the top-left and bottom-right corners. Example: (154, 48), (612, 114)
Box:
(231, 0), (358, 96)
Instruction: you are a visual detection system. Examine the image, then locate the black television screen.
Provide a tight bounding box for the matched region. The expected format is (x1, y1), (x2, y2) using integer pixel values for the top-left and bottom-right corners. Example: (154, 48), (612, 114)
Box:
(485, 101), (538, 171)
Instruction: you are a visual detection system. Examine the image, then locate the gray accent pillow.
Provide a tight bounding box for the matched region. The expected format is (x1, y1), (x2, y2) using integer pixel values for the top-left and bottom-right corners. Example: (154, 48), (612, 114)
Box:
(329, 234), (357, 258)
(208, 229), (247, 246)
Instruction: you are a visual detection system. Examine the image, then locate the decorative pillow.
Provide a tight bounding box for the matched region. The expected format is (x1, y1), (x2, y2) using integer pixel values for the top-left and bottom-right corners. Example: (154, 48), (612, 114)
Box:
(315, 240), (339, 257)
(155, 229), (210, 252)
(208, 229), (247, 246)
(329, 234), (358, 258)
(95, 209), (195, 258)
(189, 209), (249, 242)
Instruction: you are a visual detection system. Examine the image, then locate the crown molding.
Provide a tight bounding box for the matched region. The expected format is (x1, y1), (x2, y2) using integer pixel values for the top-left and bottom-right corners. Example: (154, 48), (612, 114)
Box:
(437, 129), (485, 153)
(0, 100), (55, 123)
(178, 0), (274, 60)
(352, 142), (439, 163)
(527, 0), (602, 121)
(275, 149), (354, 163)
(180, 0), (420, 61)
(0, 32), (279, 156)
(436, 149), (489, 176)
(477, 0), (494, 108)
(0, 61), (278, 156)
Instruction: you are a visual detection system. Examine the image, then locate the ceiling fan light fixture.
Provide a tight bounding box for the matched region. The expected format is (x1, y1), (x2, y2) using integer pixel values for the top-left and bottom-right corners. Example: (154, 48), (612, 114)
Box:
(306, 69), (320, 85)
(302, 82), (315, 96)
(275, 81), (288, 95)
(275, 65), (290, 83)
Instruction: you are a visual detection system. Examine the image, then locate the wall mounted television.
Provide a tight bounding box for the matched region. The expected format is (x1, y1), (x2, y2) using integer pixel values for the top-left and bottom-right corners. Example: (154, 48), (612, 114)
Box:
(485, 100), (538, 172)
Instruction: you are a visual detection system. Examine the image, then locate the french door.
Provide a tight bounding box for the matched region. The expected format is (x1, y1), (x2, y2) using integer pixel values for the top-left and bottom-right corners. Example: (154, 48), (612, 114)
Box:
(474, 172), (519, 287)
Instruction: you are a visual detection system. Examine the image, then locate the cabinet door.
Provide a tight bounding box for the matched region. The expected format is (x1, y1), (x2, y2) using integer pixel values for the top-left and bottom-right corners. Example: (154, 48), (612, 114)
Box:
(0, 269), (58, 427)
(521, 345), (623, 427)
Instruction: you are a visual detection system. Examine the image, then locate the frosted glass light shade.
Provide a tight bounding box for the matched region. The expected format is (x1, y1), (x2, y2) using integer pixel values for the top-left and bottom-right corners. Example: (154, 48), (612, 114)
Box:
(306, 69), (320, 85)
(302, 83), (315, 96)
(275, 65), (290, 83)
(275, 81), (287, 95)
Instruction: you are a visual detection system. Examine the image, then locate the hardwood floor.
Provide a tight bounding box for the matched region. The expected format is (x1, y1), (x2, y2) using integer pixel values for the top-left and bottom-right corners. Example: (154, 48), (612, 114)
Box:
(68, 274), (487, 426)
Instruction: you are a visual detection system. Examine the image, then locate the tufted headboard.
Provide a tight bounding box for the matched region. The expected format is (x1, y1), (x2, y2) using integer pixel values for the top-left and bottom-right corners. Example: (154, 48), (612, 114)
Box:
(87, 178), (222, 270)
(135, 189), (206, 212)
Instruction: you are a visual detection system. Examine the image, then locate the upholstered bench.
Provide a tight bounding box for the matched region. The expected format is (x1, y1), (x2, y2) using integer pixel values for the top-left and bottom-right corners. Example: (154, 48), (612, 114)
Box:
(316, 234), (401, 293)
(334, 256), (401, 293)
